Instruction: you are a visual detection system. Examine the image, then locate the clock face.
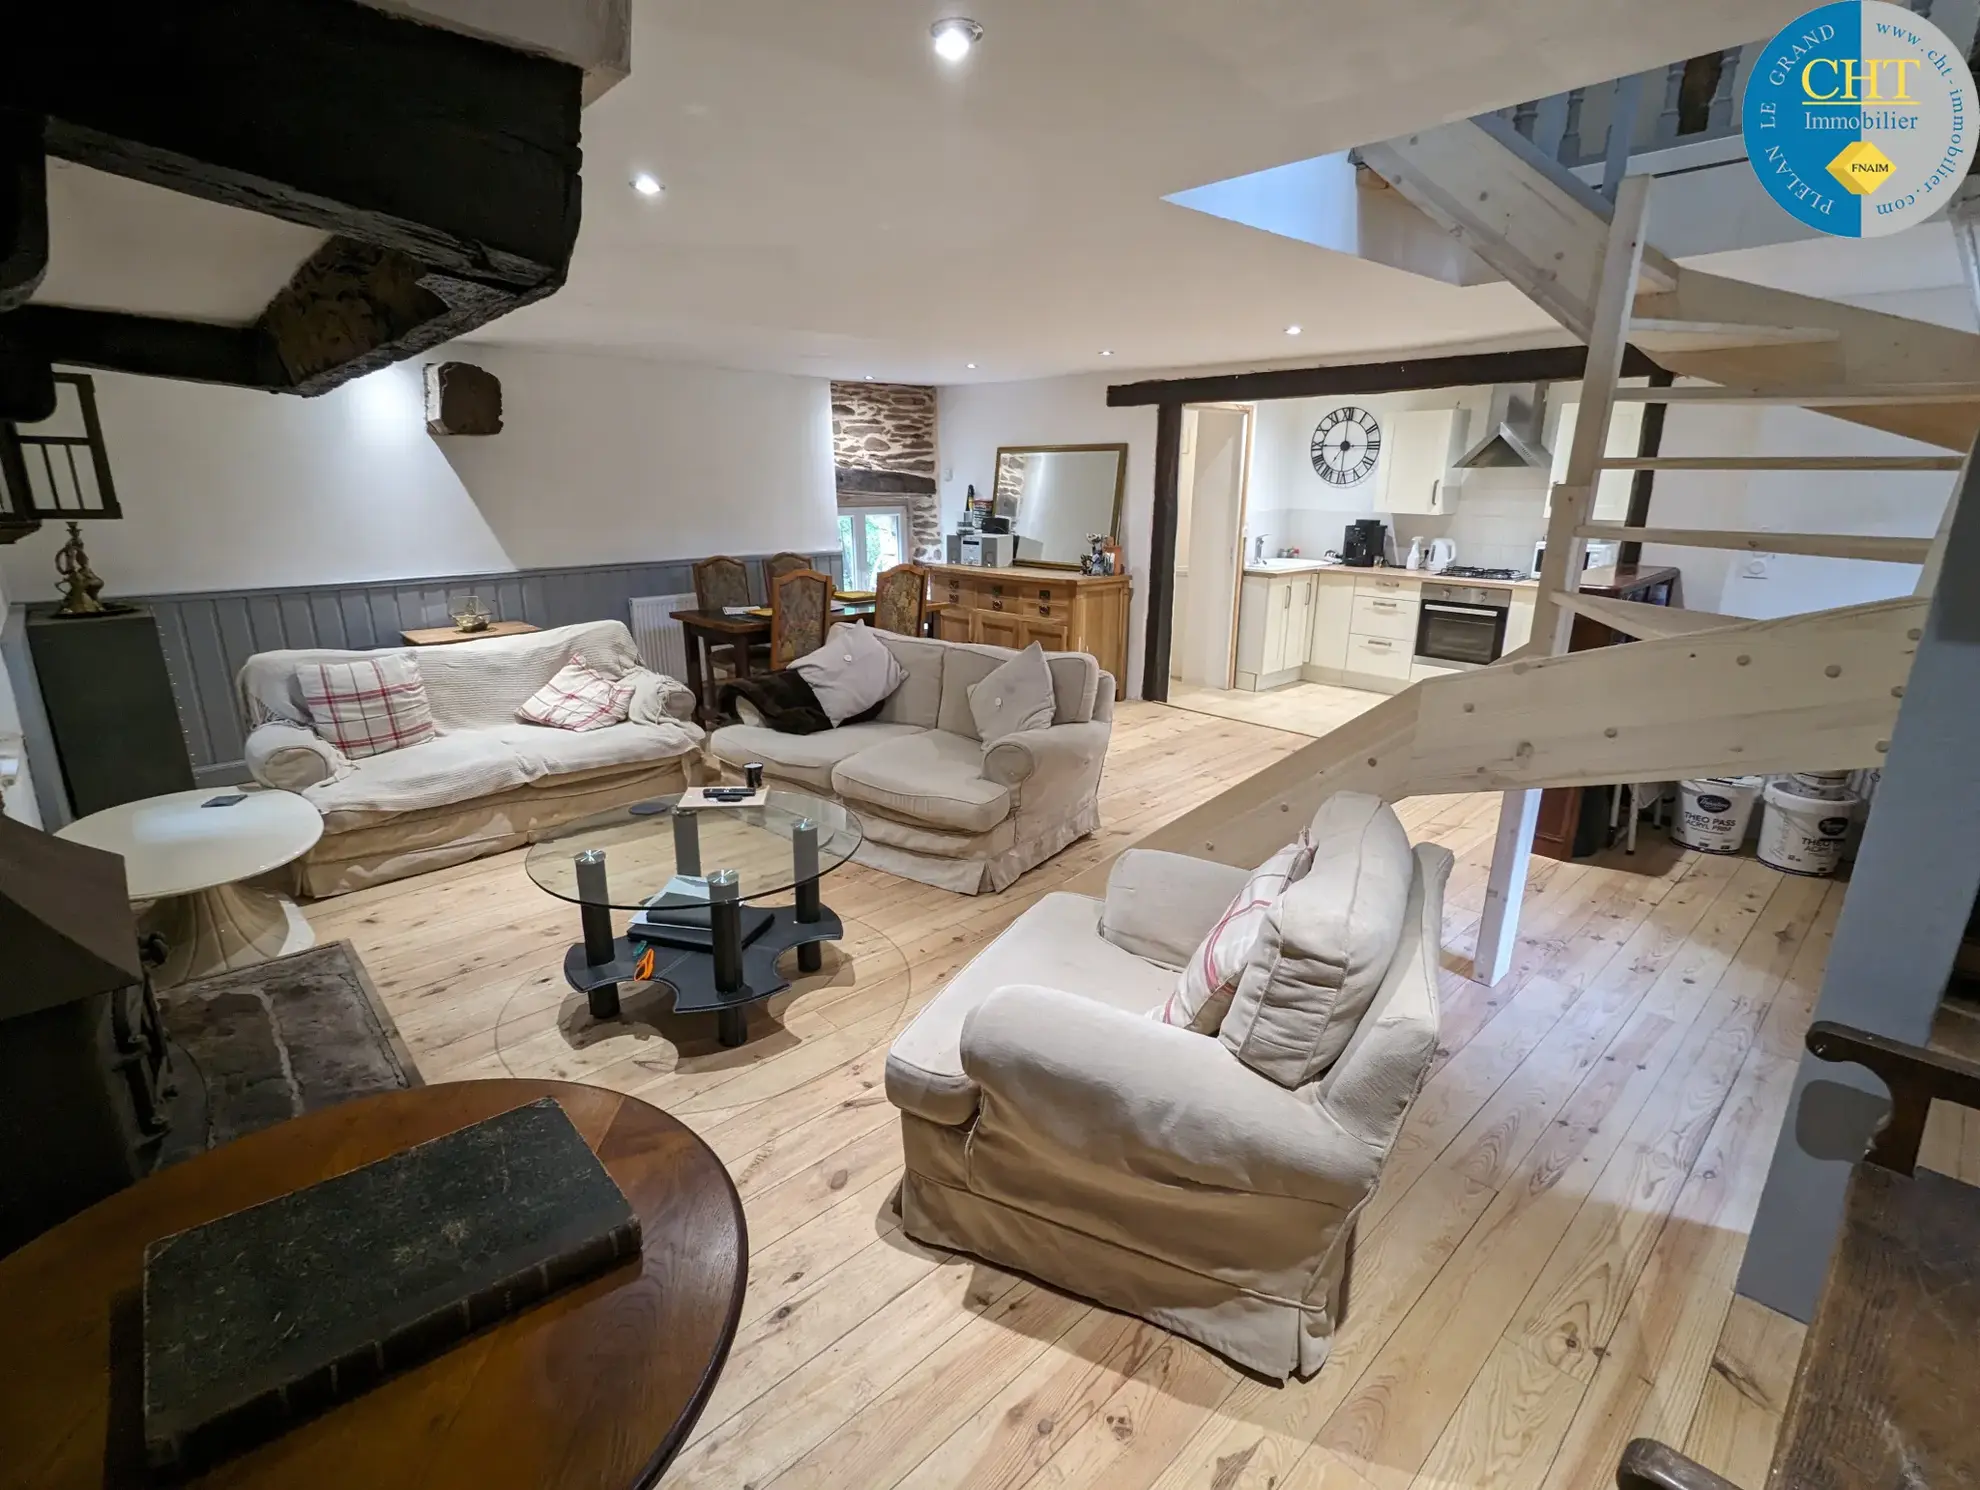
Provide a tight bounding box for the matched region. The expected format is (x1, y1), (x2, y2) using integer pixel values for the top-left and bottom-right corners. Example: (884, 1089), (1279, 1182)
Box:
(1311, 406), (1382, 488)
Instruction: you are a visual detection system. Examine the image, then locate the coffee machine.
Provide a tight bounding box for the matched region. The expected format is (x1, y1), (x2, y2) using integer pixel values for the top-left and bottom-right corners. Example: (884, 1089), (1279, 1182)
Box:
(1341, 519), (1388, 568)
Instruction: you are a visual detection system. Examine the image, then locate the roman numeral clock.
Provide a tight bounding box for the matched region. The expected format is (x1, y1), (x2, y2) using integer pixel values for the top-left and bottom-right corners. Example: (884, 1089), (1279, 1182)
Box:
(1310, 406), (1382, 488)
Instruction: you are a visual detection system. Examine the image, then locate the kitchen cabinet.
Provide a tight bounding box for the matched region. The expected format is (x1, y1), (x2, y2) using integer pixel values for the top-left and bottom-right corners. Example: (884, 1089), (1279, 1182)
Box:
(1235, 570), (1319, 688)
(1549, 399), (1645, 521)
(1307, 572), (1354, 674)
(1506, 589), (1537, 652)
(1377, 407), (1468, 516)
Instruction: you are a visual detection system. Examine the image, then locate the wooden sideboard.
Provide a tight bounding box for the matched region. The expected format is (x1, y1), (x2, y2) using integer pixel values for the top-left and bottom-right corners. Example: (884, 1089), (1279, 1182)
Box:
(924, 563), (1130, 699)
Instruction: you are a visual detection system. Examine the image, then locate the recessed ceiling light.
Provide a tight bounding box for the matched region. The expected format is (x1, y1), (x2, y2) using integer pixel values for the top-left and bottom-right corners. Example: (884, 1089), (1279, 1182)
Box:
(966, 362), (978, 369)
(931, 17), (983, 62)
(863, 374), (875, 380)
(1099, 349), (1114, 357)
(1285, 324), (1303, 336)
(631, 173), (664, 197)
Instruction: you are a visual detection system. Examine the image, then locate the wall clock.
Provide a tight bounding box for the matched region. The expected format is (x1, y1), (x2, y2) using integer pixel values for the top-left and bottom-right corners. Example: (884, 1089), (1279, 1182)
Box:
(1310, 406), (1382, 488)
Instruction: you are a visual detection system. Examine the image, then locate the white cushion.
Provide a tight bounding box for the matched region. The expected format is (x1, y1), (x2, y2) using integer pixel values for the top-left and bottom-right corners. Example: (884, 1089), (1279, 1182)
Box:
(790, 622), (904, 725)
(1155, 833), (1314, 1033)
(515, 652), (635, 732)
(831, 730), (1012, 834)
(885, 891), (1176, 1125)
(297, 654), (436, 760)
(1219, 792), (1415, 1089)
(967, 643), (1056, 746)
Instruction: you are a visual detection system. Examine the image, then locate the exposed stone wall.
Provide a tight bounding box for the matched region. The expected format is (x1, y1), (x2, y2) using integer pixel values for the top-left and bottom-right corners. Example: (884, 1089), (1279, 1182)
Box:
(831, 381), (941, 559)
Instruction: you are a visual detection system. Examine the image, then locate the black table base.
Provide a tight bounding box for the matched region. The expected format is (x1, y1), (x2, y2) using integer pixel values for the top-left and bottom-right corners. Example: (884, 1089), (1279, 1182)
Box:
(561, 904), (845, 1047)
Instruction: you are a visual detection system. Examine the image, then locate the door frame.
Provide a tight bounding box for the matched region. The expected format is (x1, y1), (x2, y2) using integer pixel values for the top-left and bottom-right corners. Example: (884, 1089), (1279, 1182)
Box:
(1175, 400), (1253, 692)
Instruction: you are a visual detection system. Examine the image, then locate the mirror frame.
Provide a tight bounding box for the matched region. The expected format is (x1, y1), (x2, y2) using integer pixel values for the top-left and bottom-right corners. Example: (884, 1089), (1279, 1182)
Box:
(990, 442), (1129, 571)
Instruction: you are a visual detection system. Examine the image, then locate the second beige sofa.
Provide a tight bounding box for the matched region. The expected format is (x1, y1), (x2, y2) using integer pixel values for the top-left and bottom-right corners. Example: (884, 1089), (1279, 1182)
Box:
(707, 631), (1113, 894)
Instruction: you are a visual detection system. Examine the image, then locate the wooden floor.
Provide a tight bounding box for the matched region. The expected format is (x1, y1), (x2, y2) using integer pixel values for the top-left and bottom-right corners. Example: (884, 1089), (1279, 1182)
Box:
(305, 700), (1832, 1490)
(1167, 679), (1386, 738)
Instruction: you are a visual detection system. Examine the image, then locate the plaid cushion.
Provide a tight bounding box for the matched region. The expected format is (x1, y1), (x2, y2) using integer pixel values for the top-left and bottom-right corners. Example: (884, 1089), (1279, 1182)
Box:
(297, 654), (437, 760)
(516, 652), (635, 733)
(1155, 831), (1315, 1033)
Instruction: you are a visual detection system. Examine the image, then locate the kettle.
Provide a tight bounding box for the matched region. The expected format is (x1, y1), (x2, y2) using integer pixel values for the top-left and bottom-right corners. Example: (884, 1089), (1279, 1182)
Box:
(1427, 537), (1457, 572)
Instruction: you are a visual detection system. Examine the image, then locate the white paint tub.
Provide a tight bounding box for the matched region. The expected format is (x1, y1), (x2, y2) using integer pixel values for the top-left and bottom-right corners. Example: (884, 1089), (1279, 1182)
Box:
(1674, 776), (1764, 854)
(1790, 770), (1853, 800)
(1758, 780), (1858, 877)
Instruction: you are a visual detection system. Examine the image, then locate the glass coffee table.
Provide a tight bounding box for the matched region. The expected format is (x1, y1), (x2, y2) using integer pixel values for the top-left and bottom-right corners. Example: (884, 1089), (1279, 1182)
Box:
(526, 792), (863, 1047)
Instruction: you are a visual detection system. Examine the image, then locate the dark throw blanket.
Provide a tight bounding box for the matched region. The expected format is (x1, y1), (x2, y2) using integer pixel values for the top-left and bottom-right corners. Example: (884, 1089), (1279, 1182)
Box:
(719, 669), (884, 734)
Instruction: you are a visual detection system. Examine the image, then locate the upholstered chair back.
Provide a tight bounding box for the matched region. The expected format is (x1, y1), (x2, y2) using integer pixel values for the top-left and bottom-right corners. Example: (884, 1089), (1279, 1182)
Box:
(693, 555), (751, 612)
(771, 568), (835, 668)
(763, 552), (813, 594)
(873, 563), (929, 636)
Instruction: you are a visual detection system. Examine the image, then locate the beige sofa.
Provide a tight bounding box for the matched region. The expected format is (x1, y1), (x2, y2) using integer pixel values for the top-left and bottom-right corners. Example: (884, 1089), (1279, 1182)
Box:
(884, 792), (1451, 1380)
(706, 632), (1113, 894)
(238, 621), (703, 896)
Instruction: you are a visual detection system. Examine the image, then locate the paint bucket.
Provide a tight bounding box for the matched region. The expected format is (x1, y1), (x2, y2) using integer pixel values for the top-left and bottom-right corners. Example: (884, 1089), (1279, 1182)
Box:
(1789, 770), (1853, 800)
(1758, 779), (1858, 877)
(1674, 776), (1763, 854)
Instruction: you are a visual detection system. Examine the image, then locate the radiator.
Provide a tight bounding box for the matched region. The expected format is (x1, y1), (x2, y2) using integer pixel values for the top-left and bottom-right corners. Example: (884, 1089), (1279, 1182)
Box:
(627, 594), (696, 680)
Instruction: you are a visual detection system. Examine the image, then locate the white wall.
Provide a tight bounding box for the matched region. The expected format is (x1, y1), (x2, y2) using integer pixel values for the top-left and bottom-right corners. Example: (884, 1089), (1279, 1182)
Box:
(937, 375), (1158, 695)
(1248, 385), (1551, 573)
(1637, 284), (1972, 618)
(0, 347), (839, 600)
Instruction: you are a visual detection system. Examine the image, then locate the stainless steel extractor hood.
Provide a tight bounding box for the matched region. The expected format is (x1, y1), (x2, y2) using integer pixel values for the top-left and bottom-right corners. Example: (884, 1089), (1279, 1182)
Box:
(1453, 384), (1551, 470)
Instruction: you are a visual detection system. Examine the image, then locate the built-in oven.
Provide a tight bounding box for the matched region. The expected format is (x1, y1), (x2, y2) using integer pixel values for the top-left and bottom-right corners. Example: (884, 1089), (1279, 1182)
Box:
(1414, 582), (1510, 670)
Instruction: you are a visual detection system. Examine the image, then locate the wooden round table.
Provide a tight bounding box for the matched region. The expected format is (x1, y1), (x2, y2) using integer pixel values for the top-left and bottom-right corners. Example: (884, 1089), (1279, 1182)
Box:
(0, 1081), (747, 1490)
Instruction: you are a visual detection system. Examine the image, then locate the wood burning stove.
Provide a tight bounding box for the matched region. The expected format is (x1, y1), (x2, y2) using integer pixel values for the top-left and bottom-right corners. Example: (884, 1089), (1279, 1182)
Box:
(0, 810), (173, 1253)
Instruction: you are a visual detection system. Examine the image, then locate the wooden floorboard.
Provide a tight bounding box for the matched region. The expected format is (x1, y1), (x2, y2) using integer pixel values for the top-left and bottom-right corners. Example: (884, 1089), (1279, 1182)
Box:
(304, 700), (1820, 1490)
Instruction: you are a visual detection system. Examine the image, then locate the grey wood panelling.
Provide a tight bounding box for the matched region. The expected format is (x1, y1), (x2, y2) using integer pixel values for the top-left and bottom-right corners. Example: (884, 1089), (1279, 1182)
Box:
(7, 550), (841, 822)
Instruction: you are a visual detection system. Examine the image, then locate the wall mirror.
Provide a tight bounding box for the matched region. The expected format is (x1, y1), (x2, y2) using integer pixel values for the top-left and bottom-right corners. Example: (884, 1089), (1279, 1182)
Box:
(991, 443), (1127, 569)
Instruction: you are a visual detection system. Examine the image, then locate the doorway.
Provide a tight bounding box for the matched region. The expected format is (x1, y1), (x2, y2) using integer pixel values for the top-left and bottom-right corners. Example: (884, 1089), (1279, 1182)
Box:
(1171, 404), (1251, 690)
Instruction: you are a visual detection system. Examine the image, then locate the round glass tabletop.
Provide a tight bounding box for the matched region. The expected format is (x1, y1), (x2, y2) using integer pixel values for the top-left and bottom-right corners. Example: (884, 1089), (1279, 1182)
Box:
(525, 791), (863, 909)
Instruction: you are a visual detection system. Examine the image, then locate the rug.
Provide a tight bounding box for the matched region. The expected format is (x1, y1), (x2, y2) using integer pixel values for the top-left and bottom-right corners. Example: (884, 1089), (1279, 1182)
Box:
(155, 939), (421, 1167)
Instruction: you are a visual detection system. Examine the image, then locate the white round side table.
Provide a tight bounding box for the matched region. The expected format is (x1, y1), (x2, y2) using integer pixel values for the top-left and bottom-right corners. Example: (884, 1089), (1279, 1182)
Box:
(57, 787), (324, 985)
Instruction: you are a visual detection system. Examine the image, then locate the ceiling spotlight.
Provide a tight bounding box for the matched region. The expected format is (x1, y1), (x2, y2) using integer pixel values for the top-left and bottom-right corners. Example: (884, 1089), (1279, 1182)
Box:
(1285, 324), (1303, 336)
(631, 173), (664, 197)
(931, 17), (983, 62)
(1099, 349), (1114, 357)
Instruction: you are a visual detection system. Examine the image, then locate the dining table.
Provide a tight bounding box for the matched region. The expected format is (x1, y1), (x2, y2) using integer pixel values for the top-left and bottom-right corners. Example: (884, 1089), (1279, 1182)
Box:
(671, 597), (952, 727)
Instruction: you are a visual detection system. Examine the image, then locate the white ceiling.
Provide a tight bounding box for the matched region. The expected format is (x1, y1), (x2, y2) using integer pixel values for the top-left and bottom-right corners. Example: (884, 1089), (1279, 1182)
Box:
(30, 0), (1966, 384)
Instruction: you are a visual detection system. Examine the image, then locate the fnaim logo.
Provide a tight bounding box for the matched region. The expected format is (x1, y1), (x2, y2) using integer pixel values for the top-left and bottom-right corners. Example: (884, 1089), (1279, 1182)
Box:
(1743, 1), (1975, 236)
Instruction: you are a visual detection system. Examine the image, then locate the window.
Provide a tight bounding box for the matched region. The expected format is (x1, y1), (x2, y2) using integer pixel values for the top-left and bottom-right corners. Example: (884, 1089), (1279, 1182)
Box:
(837, 505), (909, 591)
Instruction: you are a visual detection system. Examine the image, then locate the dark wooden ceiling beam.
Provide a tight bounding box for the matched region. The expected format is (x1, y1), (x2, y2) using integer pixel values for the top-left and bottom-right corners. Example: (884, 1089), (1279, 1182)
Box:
(8, 306), (286, 391)
(10, 0), (582, 286)
(1, 0), (585, 396)
(0, 114), (48, 316)
(1107, 344), (1665, 408)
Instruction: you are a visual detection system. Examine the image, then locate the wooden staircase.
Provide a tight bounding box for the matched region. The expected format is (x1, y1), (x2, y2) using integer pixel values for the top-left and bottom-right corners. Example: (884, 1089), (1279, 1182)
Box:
(1082, 116), (1976, 981)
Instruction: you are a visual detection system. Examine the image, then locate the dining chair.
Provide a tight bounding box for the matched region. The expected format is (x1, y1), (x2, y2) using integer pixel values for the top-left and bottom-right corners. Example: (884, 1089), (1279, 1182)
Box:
(770, 568), (835, 669)
(872, 562), (930, 636)
(763, 552), (814, 595)
(693, 555), (757, 680)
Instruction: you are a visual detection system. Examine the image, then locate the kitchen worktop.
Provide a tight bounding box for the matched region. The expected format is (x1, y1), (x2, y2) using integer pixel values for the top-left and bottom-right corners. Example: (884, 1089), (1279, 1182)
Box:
(1242, 561), (1539, 592)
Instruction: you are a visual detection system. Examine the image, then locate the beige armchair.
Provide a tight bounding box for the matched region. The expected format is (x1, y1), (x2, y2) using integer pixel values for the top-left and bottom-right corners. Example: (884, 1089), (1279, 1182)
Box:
(885, 792), (1450, 1379)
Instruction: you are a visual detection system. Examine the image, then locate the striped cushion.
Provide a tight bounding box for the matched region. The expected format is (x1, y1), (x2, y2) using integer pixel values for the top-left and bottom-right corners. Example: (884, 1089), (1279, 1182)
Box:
(297, 654), (436, 760)
(515, 652), (636, 733)
(1155, 831), (1315, 1033)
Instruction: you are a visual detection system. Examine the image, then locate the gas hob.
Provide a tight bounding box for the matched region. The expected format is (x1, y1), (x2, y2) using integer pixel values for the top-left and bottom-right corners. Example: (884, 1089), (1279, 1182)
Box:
(1435, 565), (1527, 581)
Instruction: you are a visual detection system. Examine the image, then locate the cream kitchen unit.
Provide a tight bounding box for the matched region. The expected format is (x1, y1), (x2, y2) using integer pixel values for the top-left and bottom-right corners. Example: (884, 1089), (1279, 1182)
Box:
(1235, 564), (1536, 695)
